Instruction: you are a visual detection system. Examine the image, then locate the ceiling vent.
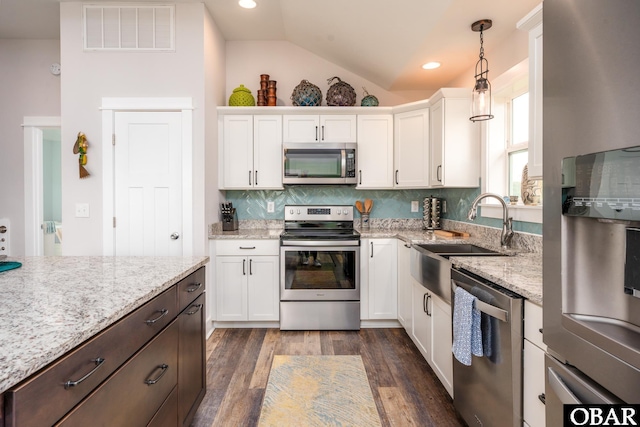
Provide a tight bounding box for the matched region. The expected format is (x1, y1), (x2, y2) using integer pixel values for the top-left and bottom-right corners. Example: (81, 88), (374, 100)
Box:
(83, 5), (175, 51)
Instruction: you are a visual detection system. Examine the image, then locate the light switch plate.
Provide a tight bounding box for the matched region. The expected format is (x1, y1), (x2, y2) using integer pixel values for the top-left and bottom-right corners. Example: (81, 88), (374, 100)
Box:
(75, 203), (90, 218)
(267, 201), (275, 213)
(411, 201), (419, 212)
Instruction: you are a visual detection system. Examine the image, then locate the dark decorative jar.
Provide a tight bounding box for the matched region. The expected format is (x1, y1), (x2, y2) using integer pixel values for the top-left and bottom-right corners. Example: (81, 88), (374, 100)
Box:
(326, 76), (356, 106)
(291, 80), (323, 106)
(360, 87), (379, 107)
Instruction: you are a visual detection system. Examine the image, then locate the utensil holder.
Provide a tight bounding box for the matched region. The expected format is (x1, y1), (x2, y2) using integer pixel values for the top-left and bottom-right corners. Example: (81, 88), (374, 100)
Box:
(361, 213), (370, 230)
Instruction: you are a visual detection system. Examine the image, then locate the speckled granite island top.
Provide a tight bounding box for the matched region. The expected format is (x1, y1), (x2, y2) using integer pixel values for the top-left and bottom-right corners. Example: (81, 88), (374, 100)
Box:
(0, 256), (209, 395)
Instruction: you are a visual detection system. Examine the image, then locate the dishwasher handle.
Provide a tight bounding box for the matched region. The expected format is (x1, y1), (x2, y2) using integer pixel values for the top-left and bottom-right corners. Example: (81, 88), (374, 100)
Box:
(451, 280), (509, 322)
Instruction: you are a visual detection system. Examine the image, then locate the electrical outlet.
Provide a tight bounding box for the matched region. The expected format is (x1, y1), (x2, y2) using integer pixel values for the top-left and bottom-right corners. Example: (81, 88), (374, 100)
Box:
(75, 203), (90, 218)
(267, 201), (275, 213)
(411, 200), (419, 212)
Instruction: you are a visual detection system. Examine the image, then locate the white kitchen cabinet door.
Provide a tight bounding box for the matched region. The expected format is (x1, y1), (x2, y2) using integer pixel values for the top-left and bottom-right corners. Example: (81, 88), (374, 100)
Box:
(253, 115), (283, 189)
(320, 115), (357, 142)
(396, 240), (413, 331)
(367, 239), (398, 319)
(215, 256), (248, 321)
(247, 255), (280, 321)
(429, 90), (480, 188)
(394, 109), (430, 188)
(412, 280), (432, 361)
(430, 293), (453, 396)
(357, 115), (394, 188)
(222, 115), (254, 189)
(283, 115), (356, 143)
(523, 339), (546, 427)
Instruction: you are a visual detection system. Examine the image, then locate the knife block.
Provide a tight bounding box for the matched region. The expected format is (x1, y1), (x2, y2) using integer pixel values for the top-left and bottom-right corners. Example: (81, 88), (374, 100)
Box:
(222, 211), (239, 231)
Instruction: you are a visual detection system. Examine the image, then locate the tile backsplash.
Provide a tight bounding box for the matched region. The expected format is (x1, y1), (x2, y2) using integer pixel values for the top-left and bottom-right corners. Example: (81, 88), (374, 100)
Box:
(223, 185), (542, 235)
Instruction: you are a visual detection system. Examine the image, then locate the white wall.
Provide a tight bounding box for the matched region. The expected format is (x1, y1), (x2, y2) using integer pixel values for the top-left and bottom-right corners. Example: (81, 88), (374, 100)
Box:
(60, 2), (212, 255)
(225, 41), (430, 107)
(0, 39), (61, 256)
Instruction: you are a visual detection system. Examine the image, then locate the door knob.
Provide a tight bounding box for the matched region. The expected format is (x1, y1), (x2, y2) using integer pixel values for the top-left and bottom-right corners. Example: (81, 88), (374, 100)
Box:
(170, 232), (180, 240)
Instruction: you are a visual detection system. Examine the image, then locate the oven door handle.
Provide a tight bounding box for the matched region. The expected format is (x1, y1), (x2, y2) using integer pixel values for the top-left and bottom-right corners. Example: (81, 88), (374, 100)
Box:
(281, 240), (360, 247)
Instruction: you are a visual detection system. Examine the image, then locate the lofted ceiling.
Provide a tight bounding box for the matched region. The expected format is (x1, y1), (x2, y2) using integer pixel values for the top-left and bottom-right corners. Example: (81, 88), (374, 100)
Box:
(0, 0), (540, 92)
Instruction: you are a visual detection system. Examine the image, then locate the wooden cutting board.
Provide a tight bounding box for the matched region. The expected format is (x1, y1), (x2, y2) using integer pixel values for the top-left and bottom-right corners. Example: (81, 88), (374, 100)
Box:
(434, 229), (470, 238)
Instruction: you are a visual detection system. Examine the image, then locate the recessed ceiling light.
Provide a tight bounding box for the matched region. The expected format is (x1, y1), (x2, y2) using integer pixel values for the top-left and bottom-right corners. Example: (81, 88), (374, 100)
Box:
(239, 0), (257, 9)
(422, 62), (441, 70)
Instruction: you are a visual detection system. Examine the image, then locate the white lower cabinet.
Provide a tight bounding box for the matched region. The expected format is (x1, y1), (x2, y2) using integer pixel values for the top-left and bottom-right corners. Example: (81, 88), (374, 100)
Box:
(397, 240), (413, 330)
(215, 240), (279, 322)
(523, 300), (546, 427)
(411, 279), (453, 397)
(360, 238), (397, 320)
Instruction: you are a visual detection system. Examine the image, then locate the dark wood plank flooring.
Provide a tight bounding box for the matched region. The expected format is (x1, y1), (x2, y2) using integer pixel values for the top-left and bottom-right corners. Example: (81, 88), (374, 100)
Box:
(190, 328), (466, 427)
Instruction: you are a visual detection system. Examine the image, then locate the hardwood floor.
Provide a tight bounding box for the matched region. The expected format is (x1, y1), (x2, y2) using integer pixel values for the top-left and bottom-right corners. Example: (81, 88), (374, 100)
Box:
(190, 328), (466, 427)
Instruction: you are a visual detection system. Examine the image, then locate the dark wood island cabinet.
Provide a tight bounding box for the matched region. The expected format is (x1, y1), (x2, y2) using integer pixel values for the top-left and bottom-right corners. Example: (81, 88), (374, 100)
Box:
(1, 263), (206, 427)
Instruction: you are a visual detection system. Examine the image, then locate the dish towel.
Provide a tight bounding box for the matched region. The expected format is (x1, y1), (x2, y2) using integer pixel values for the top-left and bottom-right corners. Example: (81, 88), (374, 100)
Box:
(452, 286), (483, 366)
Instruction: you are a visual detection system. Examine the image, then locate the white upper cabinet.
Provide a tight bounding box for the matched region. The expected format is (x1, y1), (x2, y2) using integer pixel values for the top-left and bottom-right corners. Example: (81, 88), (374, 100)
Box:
(220, 115), (283, 190)
(356, 115), (394, 188)
(428, 88), (480, 188)
(283, 114), (356, 143)
(518, 4), (543, 179)
(394, 108), (430, 188)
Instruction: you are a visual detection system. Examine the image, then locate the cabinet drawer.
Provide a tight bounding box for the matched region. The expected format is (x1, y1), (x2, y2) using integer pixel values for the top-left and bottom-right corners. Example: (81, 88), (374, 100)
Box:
(177, 267), (206, 313)
(5, 287), (177, 427)
(216, 239), (279, 256)
(523, 339), (546, 427)
(524, 300), (546, 350)
(57, 320), (179, 427)
(148, 386), (178, 427)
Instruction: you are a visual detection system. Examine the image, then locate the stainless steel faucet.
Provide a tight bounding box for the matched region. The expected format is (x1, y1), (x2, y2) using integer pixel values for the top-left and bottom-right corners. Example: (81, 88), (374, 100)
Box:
(467, 193), (514, 249)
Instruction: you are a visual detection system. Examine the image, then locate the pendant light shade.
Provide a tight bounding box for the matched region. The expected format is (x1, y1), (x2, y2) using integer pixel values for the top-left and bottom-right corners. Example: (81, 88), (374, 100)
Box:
(470, 19), (494, 122)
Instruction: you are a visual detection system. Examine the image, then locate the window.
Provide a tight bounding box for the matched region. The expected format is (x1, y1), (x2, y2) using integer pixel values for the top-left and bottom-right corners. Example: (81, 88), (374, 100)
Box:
(507, 92), (529, 200)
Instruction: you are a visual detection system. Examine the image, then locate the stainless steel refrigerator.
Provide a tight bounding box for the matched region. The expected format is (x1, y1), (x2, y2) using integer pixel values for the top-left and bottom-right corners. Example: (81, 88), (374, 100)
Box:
(543, 0), (640, 424)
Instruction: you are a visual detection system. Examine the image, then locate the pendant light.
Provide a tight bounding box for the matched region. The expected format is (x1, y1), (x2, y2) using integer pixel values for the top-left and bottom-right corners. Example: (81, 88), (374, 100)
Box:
(470, 19), (494, 122)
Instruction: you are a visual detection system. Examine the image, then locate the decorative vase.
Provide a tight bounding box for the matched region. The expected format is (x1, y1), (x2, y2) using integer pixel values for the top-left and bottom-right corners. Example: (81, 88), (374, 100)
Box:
(360, 87), (379, 107)
(521, 164), (542, 205)
(291, 80), (323, 106)
(228, 84), (255, 106)
(326, 76), (356, 106)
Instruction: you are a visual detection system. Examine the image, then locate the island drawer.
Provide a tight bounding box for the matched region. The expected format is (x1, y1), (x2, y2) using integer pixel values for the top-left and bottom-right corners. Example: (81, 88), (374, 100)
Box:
(56, 320), (179, 427)
(177, 267), (206, 313)
(5, 286), (177, 427)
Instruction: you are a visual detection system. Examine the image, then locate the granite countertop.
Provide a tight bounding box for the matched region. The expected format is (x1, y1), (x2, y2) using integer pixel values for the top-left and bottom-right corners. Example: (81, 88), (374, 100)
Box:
(0, 256), (209, 395)
(210, 225), (543, 305)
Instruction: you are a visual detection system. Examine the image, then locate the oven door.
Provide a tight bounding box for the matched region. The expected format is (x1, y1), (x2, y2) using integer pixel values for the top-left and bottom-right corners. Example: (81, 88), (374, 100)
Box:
(280, 243), (360, 301)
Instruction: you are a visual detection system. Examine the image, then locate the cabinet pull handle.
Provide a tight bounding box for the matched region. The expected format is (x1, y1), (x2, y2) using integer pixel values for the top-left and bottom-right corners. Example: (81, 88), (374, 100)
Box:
(145, 308), (169, 325)
(426, 294), (432, 316)
(249, 170), (252, 186)
(240, 246), (256, 250)
(321, 125), (325, 140)
(538, 393), (546, 404)
(359, 170), (362, 185)
(437, 165), (442, 182)
(423, 293), (427, 312)
(539, 328), (543, 334)
(315, 126), (319, 141)
(243, 259), (246, 275)
(186, 282), (203, 293)
(249, 259), (253, 275)
(395, 170), (399, 185)
(370, 241), (373, 258)
(255, 170), (258, 186)
(64, 358), (105, 389)
(186, 303), (203, 316)
(144, 364), (169, 385)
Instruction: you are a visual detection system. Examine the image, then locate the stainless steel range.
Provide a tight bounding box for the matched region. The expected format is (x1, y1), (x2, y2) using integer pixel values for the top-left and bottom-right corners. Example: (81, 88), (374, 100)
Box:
(280, 205), (360, 330)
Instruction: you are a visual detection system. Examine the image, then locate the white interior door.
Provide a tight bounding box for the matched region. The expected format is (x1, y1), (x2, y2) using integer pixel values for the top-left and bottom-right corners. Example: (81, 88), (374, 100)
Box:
(114, 111), (183, 256)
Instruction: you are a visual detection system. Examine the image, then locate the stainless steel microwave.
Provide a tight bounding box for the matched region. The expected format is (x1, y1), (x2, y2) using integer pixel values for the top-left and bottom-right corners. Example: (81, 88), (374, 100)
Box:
(283, 143), (357, 184)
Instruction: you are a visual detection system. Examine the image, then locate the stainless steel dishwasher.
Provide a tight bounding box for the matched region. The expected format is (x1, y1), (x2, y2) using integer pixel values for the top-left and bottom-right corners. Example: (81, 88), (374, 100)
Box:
(451, 267), (524, 427)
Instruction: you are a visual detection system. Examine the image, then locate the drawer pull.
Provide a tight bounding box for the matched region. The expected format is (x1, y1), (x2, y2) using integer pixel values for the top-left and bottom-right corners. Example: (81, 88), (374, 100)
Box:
(239, 246), (256, 250)
(144, 364), (169, 385)
(186, 282), (203, 293)
(64, 357), (105, 389)
(144, 308), (169, 325)
(186, 303), (203, 316)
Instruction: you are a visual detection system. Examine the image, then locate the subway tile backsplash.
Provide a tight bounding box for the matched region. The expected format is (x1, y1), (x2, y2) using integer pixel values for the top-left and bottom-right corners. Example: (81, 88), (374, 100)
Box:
(223, 185), (542, 235)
